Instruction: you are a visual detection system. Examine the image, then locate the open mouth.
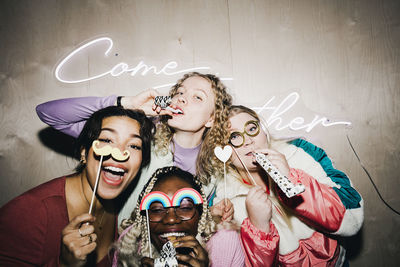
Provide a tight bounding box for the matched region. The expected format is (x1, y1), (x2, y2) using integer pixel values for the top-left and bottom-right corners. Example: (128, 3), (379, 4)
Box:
(171, 106), (184, 115)
(166, 106), (183, 114)
(158, 232), (186, 243)
(102, 165), (127, 186)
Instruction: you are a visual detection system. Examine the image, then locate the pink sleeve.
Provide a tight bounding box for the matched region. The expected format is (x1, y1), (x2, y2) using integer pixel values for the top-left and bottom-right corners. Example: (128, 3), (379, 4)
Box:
(36, 95), (117, 137)
(206, 229), (245, 267)
(279, 168), (346, 232)
(240, 218), (279, 267)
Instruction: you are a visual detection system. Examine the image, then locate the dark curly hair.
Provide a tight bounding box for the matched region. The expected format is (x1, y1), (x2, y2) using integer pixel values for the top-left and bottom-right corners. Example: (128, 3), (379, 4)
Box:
(74, 106), (155, 173)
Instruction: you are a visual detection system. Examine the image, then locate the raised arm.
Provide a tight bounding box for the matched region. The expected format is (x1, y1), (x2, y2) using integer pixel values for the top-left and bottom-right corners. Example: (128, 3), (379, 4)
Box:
(36, 89), (175, 138)
(36, 95), (117, 137)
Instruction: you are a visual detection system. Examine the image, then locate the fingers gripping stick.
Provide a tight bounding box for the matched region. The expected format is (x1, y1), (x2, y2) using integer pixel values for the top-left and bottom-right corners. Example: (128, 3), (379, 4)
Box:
(253, 152), (305, 198)
(154, 96), (171, 108)
(154, 96), (182, 114)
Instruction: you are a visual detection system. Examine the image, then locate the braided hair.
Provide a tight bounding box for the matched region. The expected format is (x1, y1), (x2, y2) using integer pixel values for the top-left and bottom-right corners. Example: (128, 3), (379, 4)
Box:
(116, 166), (216, 266)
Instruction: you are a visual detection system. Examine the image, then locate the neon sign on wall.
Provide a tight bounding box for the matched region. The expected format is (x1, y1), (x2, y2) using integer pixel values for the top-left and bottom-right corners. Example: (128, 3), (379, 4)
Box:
(54, 37), (222, 88)
(252, 92), (351, 132)
(54, 37), (351, 132)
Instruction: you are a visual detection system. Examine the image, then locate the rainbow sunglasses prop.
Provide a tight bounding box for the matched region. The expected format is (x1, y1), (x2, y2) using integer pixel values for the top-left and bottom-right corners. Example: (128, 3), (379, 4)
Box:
(139, 188), (203, 259)
(140, 188), (203, 210)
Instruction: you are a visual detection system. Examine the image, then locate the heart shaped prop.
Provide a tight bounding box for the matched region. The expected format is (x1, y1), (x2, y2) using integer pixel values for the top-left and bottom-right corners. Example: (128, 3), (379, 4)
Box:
(214, 146), (232, 163)
(214, 145), (233, 207)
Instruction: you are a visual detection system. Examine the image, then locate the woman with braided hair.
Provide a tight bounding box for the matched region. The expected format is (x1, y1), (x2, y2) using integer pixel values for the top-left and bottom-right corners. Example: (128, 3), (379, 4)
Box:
(114, 166), (244, 266)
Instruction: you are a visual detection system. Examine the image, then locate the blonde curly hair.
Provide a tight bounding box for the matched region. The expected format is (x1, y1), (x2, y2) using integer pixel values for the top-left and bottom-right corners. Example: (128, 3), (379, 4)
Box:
(116, 166), (216, 266)
(154, 72), (232, 185)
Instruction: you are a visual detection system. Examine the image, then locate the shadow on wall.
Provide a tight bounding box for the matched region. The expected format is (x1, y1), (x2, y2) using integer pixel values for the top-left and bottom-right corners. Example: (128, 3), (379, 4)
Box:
(36, 126), (141, 211)
(341, 227), (364, 262)
(38, 127), (77, 159)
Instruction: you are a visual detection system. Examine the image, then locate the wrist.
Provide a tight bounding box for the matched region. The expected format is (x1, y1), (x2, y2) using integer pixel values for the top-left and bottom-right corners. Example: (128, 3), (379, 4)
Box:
(249, 217), (270, 233)
(116, 96), (124, 107)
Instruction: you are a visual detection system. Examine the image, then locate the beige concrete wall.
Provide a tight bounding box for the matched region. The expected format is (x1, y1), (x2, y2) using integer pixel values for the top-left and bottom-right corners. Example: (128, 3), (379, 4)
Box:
(0, 0), (399, 265)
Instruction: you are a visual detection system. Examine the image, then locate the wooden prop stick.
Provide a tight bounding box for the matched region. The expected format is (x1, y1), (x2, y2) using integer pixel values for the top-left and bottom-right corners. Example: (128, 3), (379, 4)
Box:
(214, 146), (233, 206)
(89, 155), (103, 215)
(89, 140), (130, 214)
(223, 161), (227, 206)
(231, 147), (258, 186)
(146, 209), (152, 257)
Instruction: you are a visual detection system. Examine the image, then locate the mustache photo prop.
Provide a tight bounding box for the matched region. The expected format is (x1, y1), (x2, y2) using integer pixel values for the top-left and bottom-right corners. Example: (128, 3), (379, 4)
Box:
(88, 140), (131, 214)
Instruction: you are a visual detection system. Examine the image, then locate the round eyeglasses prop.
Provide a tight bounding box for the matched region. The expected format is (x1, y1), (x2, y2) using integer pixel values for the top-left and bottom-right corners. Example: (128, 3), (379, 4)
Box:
(229, 120), (260, 148)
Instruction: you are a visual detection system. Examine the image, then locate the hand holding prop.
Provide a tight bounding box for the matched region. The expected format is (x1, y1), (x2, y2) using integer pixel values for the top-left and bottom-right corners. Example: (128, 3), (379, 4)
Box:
(253, 152), (305, 198)
(154, 96), (182, 114)
(154, 96), (171, 109)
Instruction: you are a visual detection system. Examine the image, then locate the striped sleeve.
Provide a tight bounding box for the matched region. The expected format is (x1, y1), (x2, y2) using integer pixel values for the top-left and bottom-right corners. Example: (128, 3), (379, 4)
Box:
(289, 139), (364, 236)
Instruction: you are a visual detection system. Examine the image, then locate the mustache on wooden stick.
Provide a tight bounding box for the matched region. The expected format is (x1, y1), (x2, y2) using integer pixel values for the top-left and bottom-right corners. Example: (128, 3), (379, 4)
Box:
(92, 140), (130, 161)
